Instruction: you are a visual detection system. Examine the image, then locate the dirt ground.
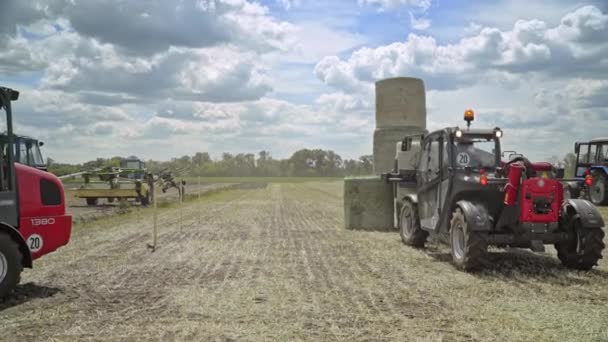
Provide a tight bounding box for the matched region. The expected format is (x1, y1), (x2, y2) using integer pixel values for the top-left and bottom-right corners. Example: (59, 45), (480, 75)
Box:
(2, 181), (608, 341)
(65, 182), (235, 224)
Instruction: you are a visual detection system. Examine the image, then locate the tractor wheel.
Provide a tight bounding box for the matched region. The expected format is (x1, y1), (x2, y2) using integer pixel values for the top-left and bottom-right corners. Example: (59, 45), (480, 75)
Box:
(0, 233), (23, 300)
(589, 173), (608, 206)
(450, 207), (487, 271)
(86, 198), (98, 206)
(555, 215), (605, 270)
(398, 200), (427, 248)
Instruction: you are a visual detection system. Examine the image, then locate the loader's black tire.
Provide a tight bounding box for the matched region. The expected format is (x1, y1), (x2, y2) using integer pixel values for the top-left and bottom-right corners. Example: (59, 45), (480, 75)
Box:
(107, 197), (115, 203)
(450, 208), (487, 271)
(86, 198), (98, 206)
(589, 173), (608, 206)
(0, 233), (23, 300)
(555, 215), (605, 270)
(399, 200), (427, 248)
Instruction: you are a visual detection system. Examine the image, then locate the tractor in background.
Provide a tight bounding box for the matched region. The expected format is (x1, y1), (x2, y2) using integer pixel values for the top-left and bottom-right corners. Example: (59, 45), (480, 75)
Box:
(384, 110), (605, 271)
(571, 138), (608, 205)
(0, 87), (72, 299)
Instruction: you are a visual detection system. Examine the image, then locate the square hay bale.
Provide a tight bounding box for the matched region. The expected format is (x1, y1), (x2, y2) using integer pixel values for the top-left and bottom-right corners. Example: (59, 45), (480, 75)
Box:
(344, 176), (394, 231)
(373, 127), (426, 175)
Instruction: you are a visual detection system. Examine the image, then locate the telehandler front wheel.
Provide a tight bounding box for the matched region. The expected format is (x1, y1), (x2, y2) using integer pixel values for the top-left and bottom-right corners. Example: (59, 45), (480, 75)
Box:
(555, 215), (605, 270)
(399, 200), (427, 248)
(450, 207), (487, 271)
(0, 233), (23, 300)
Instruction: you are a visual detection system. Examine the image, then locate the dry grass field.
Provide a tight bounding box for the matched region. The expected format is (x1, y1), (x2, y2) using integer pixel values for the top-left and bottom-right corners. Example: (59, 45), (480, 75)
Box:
(1, 181), (607, 341)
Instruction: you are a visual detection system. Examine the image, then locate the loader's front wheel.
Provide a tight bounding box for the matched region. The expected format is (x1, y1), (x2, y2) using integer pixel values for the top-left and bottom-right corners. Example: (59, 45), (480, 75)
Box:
(555, 214), (605, 270)
(450, 207), (487, 271)
(399, 200), (427, 248)
(0, 233), (23, 300)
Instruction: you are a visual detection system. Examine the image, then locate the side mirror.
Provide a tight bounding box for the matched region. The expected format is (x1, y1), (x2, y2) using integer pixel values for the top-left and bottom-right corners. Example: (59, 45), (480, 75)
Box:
(39, 141), (44, 147)
(574, 144), (580, 154)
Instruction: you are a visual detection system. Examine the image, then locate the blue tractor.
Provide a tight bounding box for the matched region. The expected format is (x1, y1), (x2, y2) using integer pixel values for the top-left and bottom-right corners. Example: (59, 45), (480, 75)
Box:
(574, 138), (608, 205)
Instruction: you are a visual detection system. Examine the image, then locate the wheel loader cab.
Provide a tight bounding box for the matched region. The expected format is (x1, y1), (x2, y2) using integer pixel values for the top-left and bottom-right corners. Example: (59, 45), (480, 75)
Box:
(416, 127), (503, 233)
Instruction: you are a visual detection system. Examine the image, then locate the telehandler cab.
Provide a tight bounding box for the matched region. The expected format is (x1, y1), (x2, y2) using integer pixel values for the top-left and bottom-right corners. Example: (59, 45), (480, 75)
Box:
(0, 87), (72, 299)
(385, 110), (605, 271)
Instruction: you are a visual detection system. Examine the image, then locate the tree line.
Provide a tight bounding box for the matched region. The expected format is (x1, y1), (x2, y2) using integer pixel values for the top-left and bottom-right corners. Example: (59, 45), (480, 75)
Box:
(47, 149), (374, 178)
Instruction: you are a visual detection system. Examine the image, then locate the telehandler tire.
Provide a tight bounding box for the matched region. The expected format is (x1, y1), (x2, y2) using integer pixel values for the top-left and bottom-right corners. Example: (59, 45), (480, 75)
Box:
(555, 215), (605, 270)
(450, 207), (487, 271)
(0, 233), (23, 300)
(398, 200), (427, 248)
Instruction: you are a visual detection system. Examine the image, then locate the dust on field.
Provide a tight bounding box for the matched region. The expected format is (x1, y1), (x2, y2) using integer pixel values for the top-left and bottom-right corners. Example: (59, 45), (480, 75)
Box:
(1, 182), (608, 341)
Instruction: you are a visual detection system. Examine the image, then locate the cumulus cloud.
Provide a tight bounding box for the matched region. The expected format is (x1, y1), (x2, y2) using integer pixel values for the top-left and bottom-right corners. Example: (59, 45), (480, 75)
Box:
(18, 0), (294, 55)
(359, 0), (431, 12)
(315, 5), (608, 92)
(409, 12), (431, 30)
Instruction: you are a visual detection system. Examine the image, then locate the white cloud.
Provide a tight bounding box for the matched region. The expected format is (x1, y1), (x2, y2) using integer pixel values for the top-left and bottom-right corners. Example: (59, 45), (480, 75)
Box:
(315, 6), (608, 92)
(359, 0), (431, 12)
(409, 12), (431, 30)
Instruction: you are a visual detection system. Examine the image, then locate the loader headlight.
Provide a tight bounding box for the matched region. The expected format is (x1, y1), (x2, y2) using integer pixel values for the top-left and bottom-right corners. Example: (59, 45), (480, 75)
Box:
(495, 129), (503, 138)
(455, 129), (463, 138)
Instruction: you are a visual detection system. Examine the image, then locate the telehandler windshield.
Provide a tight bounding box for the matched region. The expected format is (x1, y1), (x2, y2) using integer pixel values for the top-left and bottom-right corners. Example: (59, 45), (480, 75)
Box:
(453, 139), (498, 169)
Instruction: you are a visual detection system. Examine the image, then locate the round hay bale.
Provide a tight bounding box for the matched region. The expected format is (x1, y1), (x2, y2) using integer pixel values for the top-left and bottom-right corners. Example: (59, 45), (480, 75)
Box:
(373, 127), (427, 175)
(375, 77), (426, 129)
(344, 176), (394, 231)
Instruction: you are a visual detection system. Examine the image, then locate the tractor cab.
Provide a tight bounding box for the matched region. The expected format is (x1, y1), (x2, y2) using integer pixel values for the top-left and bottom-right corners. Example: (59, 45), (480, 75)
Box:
(0, 134), (47, 171)
(120, 156), (146, 180)
(413, 110), (504, 233)
(574, 138), (608, 205)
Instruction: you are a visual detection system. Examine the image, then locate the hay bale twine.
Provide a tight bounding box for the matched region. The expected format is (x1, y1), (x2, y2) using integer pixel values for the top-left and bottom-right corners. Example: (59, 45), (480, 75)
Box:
(344, 176), (394, 231)
(375, 77), (426, 129)
(373, 126), (427, 175)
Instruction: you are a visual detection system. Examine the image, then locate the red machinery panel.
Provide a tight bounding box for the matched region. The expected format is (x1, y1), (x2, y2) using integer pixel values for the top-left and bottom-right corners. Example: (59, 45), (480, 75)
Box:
(519, 177), (562, 223)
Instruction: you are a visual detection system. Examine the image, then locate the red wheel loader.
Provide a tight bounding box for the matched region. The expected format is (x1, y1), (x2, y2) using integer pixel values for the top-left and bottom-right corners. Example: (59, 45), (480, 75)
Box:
(0, 87), (72, 299)
(384, 109), (605, 271)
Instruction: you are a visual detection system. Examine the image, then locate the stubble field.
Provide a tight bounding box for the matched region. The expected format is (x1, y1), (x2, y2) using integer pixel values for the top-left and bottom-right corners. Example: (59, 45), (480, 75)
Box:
(1, 180), (607, 341)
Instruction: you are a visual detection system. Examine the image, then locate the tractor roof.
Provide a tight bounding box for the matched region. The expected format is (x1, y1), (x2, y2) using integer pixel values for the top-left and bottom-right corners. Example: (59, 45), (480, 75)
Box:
(590, 137), (608, 143)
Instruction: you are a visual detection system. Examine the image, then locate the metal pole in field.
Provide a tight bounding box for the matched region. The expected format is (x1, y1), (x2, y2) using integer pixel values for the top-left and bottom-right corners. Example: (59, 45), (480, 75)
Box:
(198, 176), (201, 225)
(147, 180), (157, 252)
(179, 179), (183, 233)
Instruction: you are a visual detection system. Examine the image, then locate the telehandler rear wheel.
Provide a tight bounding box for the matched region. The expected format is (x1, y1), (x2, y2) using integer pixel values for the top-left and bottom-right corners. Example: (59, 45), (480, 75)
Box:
(399, 200), (427, 247)
(450, 208), (487, 271)
(555, 214), (605, 270)
(0, 233), (23, 300)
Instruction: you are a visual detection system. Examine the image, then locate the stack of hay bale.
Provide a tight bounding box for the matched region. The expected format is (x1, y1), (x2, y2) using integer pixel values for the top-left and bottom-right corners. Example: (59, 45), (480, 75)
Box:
(344, 77), (427, 231)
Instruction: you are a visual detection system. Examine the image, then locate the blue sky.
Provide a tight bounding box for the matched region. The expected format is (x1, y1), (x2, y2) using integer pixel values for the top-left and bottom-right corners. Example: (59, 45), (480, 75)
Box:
(0, 0), (607, 163)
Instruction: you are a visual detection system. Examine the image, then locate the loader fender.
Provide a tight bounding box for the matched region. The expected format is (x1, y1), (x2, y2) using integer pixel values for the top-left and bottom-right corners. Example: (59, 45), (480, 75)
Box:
(454, 201), (492, 232)
(0, 222), (32, 268)
(563, 199), (605, 228)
